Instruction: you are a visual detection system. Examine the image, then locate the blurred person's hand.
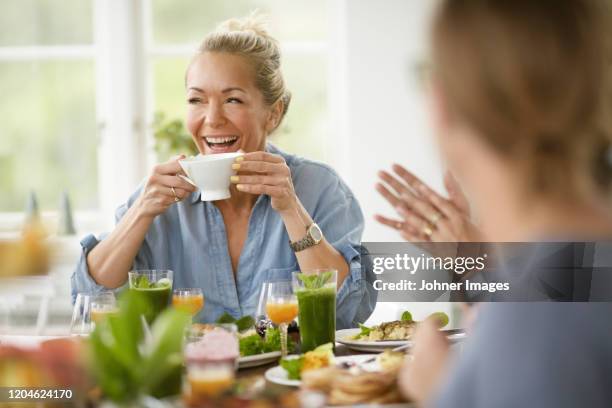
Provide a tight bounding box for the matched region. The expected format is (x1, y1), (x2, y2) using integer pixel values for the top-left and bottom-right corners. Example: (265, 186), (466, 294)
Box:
(136, 155), (197, 218)
(375, 165), (481, 245)
(398, 316), (451, 404)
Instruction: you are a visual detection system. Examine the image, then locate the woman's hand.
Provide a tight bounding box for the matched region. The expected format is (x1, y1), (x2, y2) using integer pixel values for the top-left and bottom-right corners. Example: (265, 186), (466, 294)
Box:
(398, 317), (451, 404)
(231, 151), (297, 213)
(375, 165), (481, 242)
(136, 155), (197, 218)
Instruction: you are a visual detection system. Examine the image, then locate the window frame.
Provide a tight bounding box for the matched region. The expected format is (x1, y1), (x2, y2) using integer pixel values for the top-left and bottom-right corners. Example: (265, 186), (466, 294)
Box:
(0, 0), (346, 234)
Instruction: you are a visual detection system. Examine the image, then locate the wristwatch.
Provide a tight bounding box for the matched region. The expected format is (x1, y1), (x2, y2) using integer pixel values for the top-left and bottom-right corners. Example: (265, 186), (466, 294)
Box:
(290, 223), (323, 252)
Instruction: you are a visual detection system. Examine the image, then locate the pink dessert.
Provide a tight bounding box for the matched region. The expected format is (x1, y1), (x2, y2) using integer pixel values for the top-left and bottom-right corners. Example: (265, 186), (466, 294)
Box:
(185, 328), (239, 363)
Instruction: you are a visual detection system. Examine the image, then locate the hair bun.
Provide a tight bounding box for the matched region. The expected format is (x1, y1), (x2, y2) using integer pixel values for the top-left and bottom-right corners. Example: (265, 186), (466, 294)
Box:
(217, 11), (272, 40)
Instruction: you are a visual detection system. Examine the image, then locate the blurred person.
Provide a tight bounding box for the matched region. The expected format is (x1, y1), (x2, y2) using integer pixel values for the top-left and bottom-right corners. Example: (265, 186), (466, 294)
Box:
(71, 14), (375, 328)
(396, 0), (612, 407)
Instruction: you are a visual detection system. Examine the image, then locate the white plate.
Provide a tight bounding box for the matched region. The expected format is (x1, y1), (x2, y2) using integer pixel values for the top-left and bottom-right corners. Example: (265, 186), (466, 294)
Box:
(336, 328), (466, 353)
(238, 350), (281, 369)
(264, 354), (380, 387)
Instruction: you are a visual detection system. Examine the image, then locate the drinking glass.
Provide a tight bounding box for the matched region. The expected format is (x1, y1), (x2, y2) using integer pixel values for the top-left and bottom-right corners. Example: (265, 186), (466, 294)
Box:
(172, 288), (204, 318)
(70, 293), (93, 336)
(128, 269), (173, 323)
(183, 324), (239, 401)
(90, 291), (118, 324)
(292, 269), (337, 352)
(265, 280), (298, 358)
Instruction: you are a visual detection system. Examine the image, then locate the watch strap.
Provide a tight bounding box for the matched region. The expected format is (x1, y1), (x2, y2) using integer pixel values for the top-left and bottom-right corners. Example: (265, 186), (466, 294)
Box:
(289, 224), (320, 252)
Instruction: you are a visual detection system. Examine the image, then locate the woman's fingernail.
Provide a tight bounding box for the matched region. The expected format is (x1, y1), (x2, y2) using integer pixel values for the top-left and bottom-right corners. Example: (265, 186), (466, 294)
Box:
(230, 176), (240, 183)
(236, 184), (245, 191)
(235, 156), (244, 163)
(232, 163), (241, 170)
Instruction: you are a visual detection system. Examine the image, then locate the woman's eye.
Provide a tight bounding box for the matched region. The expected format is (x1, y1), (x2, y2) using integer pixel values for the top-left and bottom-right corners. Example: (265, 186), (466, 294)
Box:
(188, 98), (203, 104)
(226, 97), (242, 104)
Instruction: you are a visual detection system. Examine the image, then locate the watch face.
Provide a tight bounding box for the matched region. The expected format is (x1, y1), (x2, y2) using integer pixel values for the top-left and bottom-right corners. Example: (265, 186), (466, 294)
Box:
(309, 224), (323, 242)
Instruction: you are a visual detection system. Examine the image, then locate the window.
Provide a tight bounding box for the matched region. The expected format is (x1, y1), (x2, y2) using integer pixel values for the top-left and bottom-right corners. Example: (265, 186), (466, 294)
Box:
(148, 0), (331, 163)
(0, 0), (97, 213)
(0, 0), (333, 227)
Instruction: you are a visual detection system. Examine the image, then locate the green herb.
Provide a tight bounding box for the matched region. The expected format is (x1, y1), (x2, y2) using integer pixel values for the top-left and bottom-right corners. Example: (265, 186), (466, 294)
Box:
(296, 270), (333, 290)
(401, 311), (413, 322)
(280, 357), (304, 380)
(133, 274), (152, 289)
(87, 291), (191, 402)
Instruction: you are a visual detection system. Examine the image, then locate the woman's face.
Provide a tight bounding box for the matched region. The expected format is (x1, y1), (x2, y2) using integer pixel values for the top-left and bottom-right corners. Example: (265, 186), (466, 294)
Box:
(185, 52), (277, 155)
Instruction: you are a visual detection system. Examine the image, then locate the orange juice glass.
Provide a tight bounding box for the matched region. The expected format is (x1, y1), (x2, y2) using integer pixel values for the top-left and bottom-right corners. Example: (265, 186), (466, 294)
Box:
(173, 288), (204, 317)
(265, 280), (297, 358)
(266, 302), (298, 324)
(90, 292), (118, 325)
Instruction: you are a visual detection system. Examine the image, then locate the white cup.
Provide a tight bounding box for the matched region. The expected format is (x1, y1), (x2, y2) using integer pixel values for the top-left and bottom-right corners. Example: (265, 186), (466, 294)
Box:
(179, 152), (242, 201)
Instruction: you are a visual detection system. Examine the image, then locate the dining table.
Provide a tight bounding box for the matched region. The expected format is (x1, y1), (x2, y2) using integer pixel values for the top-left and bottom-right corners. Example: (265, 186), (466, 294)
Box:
(0, 334), (416, 407)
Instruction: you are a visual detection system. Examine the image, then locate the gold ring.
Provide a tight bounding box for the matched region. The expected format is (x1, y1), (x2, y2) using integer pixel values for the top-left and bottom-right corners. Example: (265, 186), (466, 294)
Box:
(423, 225), (433, 237)
(429, 212), (441, 226)
(171, 186), (180, 202)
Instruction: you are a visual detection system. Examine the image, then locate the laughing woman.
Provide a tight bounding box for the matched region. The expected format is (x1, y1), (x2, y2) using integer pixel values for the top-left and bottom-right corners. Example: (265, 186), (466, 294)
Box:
(71, 15), (375, 328)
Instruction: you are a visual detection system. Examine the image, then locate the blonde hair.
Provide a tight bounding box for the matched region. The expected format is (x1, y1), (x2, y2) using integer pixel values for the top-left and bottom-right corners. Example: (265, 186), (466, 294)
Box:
(195, 13), (291, 132)
(432, 0), (612, 201)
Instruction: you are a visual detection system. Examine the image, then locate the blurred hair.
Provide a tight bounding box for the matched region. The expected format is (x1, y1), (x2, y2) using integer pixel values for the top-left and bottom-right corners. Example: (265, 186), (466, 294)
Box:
(432, 0), (612, 201)
(193, 12), (291, 132)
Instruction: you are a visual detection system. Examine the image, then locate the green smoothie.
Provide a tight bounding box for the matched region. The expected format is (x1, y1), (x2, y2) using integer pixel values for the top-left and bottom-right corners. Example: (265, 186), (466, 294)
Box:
(130, 286), (171, 323)
(296, 286), (336, 352)
(129, 275), (172, 323)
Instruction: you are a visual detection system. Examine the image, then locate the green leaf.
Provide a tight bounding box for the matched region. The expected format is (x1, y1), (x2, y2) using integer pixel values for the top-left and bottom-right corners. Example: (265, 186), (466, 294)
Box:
(280, 357), (304, 380)
(296, 270), (333, 290)
(239, 334), (264, 356)
(86, 291), (190, 402)
(216, 312), (237, 324)
(235, 315), (255, 332)
(357, 323), (371, 338)
(141, 308), (191, 398)
(401, 311), (413, 322)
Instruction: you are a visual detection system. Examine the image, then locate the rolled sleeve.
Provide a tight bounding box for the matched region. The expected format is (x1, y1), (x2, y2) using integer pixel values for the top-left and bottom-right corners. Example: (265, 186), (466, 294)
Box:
(70, 233), (108, 303)
(70, 184), (145, 303)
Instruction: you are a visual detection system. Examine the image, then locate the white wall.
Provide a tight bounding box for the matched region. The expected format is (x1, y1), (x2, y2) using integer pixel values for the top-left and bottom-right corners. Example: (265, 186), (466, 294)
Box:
(334, 1), (458, 325)
(336, 0), (443, 242)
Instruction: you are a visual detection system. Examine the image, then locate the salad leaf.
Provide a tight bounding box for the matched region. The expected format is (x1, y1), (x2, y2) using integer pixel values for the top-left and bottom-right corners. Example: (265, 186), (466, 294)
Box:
(235, 315), (255, 332)
(215, 313), (255, 332)
(239, 333), (265, 356)
(357, 323), (371, 338)
(239, 327), (294, 356)
(216, 312), (236, 325)
(280, 357), (304, 380)
(401, 311), (413, 322)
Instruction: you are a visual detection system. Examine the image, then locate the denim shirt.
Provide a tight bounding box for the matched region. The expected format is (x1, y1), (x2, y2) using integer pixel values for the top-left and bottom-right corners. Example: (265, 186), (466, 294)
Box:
(71, 144), (374, 329)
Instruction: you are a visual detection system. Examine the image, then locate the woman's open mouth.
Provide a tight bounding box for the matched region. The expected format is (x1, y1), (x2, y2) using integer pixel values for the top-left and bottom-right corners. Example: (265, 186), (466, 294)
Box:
(203, 135), (240, 153)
